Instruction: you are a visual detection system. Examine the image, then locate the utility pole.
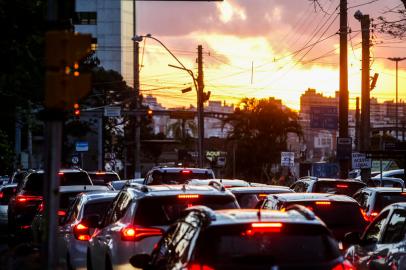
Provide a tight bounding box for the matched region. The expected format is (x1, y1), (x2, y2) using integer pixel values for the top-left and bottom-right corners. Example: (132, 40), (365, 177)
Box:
(355, 97), (360, 151)
(133, 0), (141, 178)
(197, 45), (205, 167)
(388, 57), (406, 140)
(338, 0), (349, 178)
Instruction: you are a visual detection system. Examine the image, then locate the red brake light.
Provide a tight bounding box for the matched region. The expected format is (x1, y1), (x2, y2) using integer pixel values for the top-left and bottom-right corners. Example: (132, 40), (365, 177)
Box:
(16, 195), (43, 204)
(315, 201), (331, 206)
(188, 264), (215, 270)
(57, 210), (66, 216)
(336, 184), (348, 188)
(181, 170), (192, 174)
(245, 222), (283, 235)
(121, 225), (163, 241)
(96, 172), (106, 175)
(258, 194), (268, 198)
(331, 260), (354, 270)
(73, 223), (91, 241)
(58, 172), (64, 176)
(178, 194), (200, 199)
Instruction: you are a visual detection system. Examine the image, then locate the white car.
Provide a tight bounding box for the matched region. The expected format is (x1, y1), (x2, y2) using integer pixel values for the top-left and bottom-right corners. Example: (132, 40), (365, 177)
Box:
(373, 169), (404, 180)
(58, 190), (118, 270)
(87, 183), (239, 270)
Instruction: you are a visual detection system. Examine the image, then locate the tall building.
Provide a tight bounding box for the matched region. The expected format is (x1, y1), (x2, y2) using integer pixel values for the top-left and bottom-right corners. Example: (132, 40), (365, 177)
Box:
(75, 0), (134, 85)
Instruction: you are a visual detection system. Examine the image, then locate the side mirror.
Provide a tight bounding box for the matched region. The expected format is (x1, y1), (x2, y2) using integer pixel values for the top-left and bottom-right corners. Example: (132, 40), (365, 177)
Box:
(129, 254), (152, 269)
(82, 214), (101, 228)
(344, 232), (361, 246)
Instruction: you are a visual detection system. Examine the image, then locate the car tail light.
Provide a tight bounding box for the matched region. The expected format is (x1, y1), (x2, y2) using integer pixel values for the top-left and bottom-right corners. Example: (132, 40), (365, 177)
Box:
(96, 172), (106, 175)
(73, 223), (91, 241)
(315, 201), (331, 206)
(121, 225), (163, 241)
(336, 184), (348, 188)
(244, 222), (283, 235)
(258, 194), (268, 198)
(178, 194), (200, 199)
(0, 192), (3, 199)
(16, 195), (43, 204)
(58, 172), (64, 176)
(188, 263), (215, 270)
(331, 260), (354, 270)
(181, 170), (192, 174)
(57, 210), (66, 216)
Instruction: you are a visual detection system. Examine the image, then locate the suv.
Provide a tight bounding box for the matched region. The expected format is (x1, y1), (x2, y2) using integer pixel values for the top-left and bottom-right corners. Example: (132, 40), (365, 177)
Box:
(228, 185), (294, 208)
(87, 171), (120, 186)
(8, 169), (93, 237)
(87, 183), (238, 270)
(353, 187), (406, 222)
(290, 177), (366, 197)
(131, 206), (353, 270)
(260, 193), (368, 247)
(143, 167), (215, 185)
(345, 202), (406, 270)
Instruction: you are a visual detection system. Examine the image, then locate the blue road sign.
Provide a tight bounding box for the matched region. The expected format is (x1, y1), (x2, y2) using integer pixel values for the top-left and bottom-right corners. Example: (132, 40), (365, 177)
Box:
(75, 141), (89, 152)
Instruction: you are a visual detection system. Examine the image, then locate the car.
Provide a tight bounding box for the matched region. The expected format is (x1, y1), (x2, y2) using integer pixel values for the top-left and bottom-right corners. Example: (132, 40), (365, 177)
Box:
(228, 185), (294, 208)
(373, 169), (404, 180)
(366, 176), (404, 188)
(0, 183), (17, 228)
(87, 171), (120, 186)
(8, 170), (29, 185)
(130, 206), (354, 270)
(31, 185), (110, 244)
(143, 167), (215, 185)
(7, 168), (93, 239)
(187, 178), (251, 188)
(57, 190), (118, 270)
(260, 193), (368, 247)
(107, 178), (144, 190)
(290, 177), (366, 197)
(87, 183), (239, 270)
(353, 187), (406, 222)
(344, 202), (406, 270)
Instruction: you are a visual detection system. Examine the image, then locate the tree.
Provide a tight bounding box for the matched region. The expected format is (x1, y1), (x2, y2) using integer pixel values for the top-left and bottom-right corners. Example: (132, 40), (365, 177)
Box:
(375, 1), (406, 38)
(225, 97), (302, 181)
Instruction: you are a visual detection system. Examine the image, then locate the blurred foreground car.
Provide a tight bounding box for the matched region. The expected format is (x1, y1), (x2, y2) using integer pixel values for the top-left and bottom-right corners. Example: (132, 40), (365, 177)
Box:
(291, 177), (366, 196)
(130, 206), (353, 270)
(58, 190), (118, 270)
(353, 187), (406, 222)
(345, 202), (406, 270)
(228, 185), (294, 208)
(87, 183), (239, 270)
(261, 193), (368, 247)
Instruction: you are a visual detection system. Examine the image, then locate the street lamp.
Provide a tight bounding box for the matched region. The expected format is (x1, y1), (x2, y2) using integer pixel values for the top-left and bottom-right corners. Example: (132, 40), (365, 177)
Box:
(133, 34), (205, 167)
(388, 57), (406, 140)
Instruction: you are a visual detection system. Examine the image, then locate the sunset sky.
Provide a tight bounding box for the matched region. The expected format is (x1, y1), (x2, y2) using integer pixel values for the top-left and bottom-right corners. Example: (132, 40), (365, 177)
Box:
(136, 0), (406, 110)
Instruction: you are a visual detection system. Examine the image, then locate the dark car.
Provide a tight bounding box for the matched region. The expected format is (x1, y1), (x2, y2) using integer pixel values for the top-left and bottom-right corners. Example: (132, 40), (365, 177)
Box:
(353, 187), (406, 222)
(143, 167), (215, 185)
(131, 206), (354, 270)
(228, 185), (294, 208)
(290, 177), (366, 197)
(345, 202), (406, 270)
(260, 193), (368, 247)
(87, 171), (120, 186)
(7, 169), (93, 237)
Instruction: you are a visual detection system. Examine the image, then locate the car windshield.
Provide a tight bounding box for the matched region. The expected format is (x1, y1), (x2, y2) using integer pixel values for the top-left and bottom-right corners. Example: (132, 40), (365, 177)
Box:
(374, 193), (406, 212)
(88, 173), (119, 185)
(314, 181), (365, 196)
(193, 224), (340, 269)
(134, 196), (238, 226)
(235, 191), (291, 208)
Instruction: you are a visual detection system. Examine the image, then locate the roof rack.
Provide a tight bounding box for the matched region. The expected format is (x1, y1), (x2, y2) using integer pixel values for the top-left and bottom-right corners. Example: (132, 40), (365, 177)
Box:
(208, 180), (226, 192)
(285, 204), (316, 220)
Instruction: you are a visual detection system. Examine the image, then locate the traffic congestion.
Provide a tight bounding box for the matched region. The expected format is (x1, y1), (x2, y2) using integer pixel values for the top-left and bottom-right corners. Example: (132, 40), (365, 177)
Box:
(1, 167), (406, 269)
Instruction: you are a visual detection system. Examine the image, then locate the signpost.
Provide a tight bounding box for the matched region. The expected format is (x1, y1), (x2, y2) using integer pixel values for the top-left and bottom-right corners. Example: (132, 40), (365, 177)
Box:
(352, 152), (372, 169)
(281, 152), (295, 167)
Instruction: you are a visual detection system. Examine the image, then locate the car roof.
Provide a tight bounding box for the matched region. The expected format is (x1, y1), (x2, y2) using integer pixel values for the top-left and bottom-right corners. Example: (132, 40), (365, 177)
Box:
(228, 185), (293, 193)
(150, 167), (213, 173)
(126, 184), (234, 198)
(361, 187), (405, 193)
(81, 190), (118, 202)
(267, 192), (357, 203)
(59, 185), (110, 193)
(29, 168), (86, 174)
(188, 179), (250, 187)
(87, 171), (118, 175)
(299, 178), (365, 184)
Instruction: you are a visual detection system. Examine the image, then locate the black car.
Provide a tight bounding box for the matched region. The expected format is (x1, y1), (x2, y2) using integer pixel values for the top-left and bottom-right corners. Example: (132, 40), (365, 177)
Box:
(353, 187), (406, 222)
(143, 167), (215, 185)
(131, 206), (354, 270)
(260, 193), (368, 247)
(7, 169), (93, 237)
(228, 185), (294, 208)
(290, 177), (366, 197)
(345, 202), (406, 270)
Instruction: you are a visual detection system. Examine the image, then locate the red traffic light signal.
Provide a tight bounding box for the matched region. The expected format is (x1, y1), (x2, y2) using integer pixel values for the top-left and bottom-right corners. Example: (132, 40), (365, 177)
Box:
(73, 103), (80, 117)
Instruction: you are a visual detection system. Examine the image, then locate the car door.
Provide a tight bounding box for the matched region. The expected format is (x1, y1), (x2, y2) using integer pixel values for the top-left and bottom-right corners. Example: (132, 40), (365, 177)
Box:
(349, 209), (390, 270)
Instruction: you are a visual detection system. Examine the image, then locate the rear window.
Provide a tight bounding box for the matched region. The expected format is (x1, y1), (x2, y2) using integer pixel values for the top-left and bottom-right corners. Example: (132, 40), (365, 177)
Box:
(83, 200), (113, 217)
(60, 192), (83, 210)
(194, 224), (340, 268)
(88, 173), (120, 185)
(283, 201), (365, 228)
(374, 193), (406, 212)
(23, 172), (92, 194)
(235, 191), (291, 208)
(135, 196), (238, 226)
(314, 181), (365, 196)
(147, 171), (214, 185)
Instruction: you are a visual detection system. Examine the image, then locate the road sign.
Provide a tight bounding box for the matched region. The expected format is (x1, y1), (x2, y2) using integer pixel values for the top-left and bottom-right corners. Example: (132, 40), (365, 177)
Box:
(281, 152), (295, 167)
(352, 152), (372, 169)
(75, 141), (88, 152)
(104, 106), (121, 117)
(337, 137), (352, 160)
(310, 106), (338, 130)
(71, 155), (79, 164)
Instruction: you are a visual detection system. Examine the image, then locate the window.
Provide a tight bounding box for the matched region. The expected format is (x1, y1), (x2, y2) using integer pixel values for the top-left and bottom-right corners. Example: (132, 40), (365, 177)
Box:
(292, 182), (304, 192)
(110, 192), (131, 223)
(382, 210), (406, 244)
(75, 12), (97, 25)
(363, 210), (389, 244)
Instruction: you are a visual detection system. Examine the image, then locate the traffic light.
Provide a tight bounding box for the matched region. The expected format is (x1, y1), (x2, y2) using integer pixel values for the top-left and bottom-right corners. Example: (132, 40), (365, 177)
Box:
(45, 31), (93, 111)
(73, 103), (80, 118)
(147, 109), (153, 120)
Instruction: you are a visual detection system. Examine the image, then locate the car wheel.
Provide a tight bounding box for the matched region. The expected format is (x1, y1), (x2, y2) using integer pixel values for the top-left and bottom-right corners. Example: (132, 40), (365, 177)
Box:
(87, 250), (93, 270)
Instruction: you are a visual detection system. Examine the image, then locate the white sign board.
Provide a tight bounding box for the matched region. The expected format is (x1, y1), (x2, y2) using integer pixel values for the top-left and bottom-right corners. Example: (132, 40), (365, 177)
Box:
(281, 152), (295, 167)
(104, 106), (121, 117)
(352, 152), (372, 169)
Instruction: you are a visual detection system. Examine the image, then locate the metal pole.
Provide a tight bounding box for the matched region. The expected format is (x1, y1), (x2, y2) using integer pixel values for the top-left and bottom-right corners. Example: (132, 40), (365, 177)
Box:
(197, 45), (204, 167)
(98, 116), (103, 170)
(133, 0), (141, 178)
(396, 60), (399, 139)
(355, 97), (360, 151)
(339, 0), (349, 178)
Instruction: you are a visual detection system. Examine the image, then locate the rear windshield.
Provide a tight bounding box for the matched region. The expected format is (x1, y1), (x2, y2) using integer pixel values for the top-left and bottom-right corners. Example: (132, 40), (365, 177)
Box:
(375, 193), (406, 212)
(283, 201), (365, 228)
(60, 192), (83, 210)
(235, 191), (291, 208)
(23, 172), (92, 194)
(147, 171), (214, 185)
(83, 200), (113, 217)
(193, 224), (340, 269)
(314, 181), (365, 196)
(88, 173), (120, 185)
(135, 196), (238, 226)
